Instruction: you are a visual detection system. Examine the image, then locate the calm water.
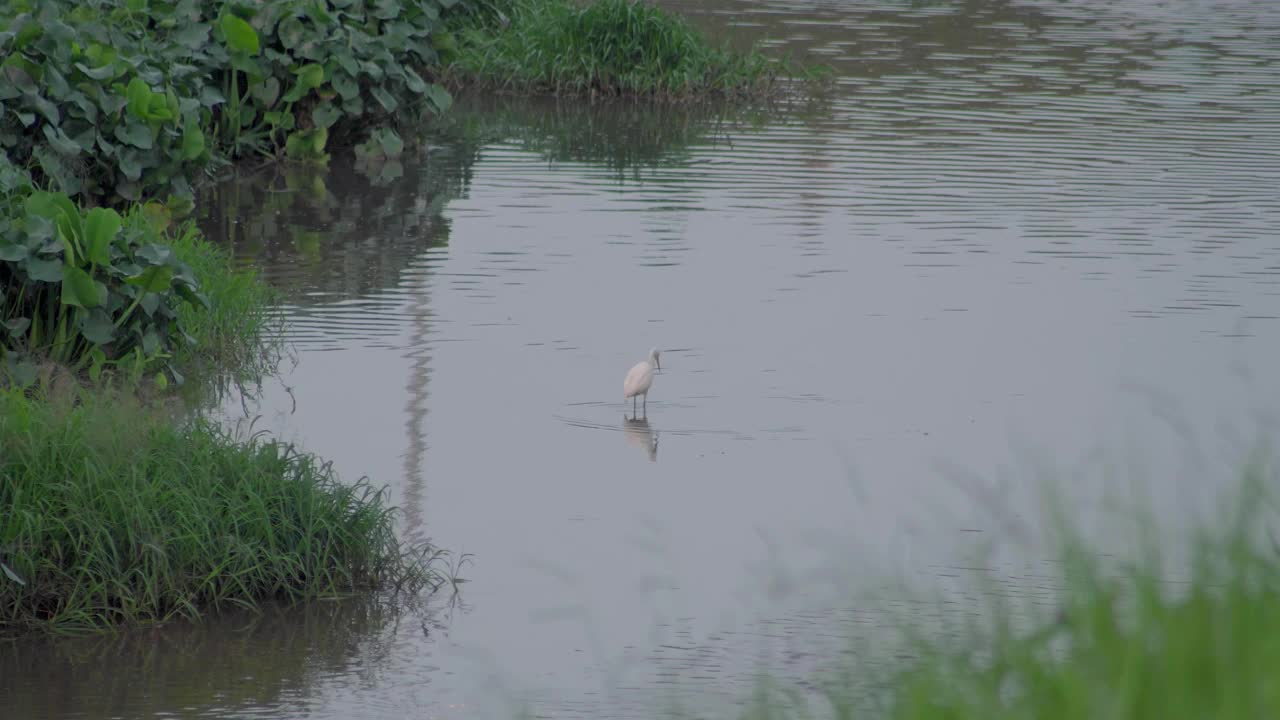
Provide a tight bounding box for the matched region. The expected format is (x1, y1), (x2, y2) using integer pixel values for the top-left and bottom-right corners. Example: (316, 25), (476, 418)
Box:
(6, 0), (1280, 717)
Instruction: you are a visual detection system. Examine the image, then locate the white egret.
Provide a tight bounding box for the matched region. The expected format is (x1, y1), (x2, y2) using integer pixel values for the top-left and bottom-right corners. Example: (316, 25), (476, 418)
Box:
(623, 348), (661, 417)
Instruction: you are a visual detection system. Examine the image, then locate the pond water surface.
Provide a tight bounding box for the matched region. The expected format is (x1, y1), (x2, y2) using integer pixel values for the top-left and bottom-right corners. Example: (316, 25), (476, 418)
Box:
(6, 0), (1280, 717)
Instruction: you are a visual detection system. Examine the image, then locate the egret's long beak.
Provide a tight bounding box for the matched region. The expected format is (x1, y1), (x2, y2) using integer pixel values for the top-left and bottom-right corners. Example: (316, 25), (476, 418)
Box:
(656, 357), (662, 372)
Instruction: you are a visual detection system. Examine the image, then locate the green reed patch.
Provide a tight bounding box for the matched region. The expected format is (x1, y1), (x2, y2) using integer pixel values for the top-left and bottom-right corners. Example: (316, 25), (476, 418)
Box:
(443, 0), (803, 99)
(0, 389), (449, 635)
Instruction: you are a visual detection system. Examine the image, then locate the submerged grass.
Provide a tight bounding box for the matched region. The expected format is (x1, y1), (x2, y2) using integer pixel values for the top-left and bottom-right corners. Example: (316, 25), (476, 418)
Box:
(167, 223), (282, 384)
(732, 461), (1280, 720)
(444, 0), (813, 99)
(0, 389), (450, 635)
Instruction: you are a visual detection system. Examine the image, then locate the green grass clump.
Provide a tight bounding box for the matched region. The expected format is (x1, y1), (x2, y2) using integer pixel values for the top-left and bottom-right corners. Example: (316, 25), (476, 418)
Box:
(734, 464), (1280, 720)
(444, 0), (793, 99)
(167, 222), (281, 383)
(0, 389), (446, 635)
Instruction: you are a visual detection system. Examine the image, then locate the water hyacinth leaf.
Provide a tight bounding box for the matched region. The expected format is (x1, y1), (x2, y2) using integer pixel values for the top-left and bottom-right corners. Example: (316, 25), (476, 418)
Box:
(73, 62), (117, 81)
(126, 77), (152, 118)
(25, 191), (82, 247)
(370, 85), (398, 112)
(250, 76), (280, 107)
(142, 328), (160, 356)
(84, 207), (122, 266)
(331, 71), (358, 100)
(174, 284), (210, 310)
(172, 23), (208, 49)
(127, 264), (175, 293)
(181, 118), (206, 160)
(116, 121), (154, 149)
(62, 265), (106, 308)
(199, 85), (226, 108)
(42, 124), (83, 156)
(423, 84), (452, 112)
(378, 128), (404, 156)
(25, 258), (64, 282)
(79, 308), (116, 344)
(278, 16), (305, 49)
(118, 149), (143, 180)
(311, 101), (340, 129)
(2, 317), (32, 337)
(402, 67), (427, 93)
(136, 243), (174, 266)
(220, 13), (260, 55)
(15, 110), (36, 126)
(140, 293), (160, 316)
(283, 64), (324, 102)
(0, 243), (28, 261)
(142, 202), (173, 231)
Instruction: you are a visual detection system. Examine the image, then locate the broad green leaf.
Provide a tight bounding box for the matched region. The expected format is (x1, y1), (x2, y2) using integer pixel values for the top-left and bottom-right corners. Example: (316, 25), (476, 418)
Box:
(423, 84), (452, 113)
(25, 191), (82, 250)
(126, 264), (175, 293)
(250, 76), (280, 107)
(0, 243), (27, 261)
(295, 63), (324, 91)
(24, 258), (64, 282)
(142, 328), (160, 355)
(332, 71), (359, 100)
(126, 77), (151, 118)
(377, 128), (404, 157)
(115, 121), (154, 149)
(172, 23), (208, 49)
(370, 85), (398, 112)
(154, 370), (169, 391)
(312, 101), (341, 129)
(140, 293), (160, 316)
(219, 13), (260, 55)
(2, 317), (31, 336)
(118, 149), (143, 180)
(79, 309), (116, 344)
(135, 242), (176, 266)
(83, 207), (121, 266)
(174, 284), (210, 310)
(61, 265), (106, 308)
(180, 118), (205, 160)
(145, 92), (174, 121)
(15, 110), (35, 126)
(278, 16), (304, 49)
(402, 67), (427, 93)
(73, 62), (118, 80)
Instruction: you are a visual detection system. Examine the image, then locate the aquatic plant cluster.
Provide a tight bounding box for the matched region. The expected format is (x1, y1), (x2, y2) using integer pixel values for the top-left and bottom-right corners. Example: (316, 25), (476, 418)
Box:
(0, 0), (797, 633)
(443, 0), (794, 98)
(0, 390), (448, 634)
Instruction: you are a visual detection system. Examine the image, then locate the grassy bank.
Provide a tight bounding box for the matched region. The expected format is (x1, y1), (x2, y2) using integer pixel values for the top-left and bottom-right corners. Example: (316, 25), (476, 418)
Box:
(730, 463), (1280, 719)
(0, 389), (449, 635)
(442, 0), (802, 99)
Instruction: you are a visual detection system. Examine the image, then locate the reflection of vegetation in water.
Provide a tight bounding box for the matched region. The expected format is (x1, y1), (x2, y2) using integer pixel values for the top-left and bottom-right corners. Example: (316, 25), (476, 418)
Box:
(0, 595), (455, 717)
(194, 93), (827, 301)
(195, 145), (477, 305)
(440, 93), (785, 181)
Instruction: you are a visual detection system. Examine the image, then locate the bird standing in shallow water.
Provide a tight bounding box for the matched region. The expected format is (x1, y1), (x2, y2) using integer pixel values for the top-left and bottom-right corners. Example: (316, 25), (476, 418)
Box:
(623, 348), (661, 418)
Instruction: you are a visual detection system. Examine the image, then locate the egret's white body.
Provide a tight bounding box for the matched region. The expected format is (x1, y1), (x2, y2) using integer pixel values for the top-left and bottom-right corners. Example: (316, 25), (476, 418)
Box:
(623, 348), (661, 417)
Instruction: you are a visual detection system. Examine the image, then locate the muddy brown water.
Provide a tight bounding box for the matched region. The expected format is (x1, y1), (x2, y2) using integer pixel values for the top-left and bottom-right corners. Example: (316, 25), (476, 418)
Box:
(5, 0), (1280, 717)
